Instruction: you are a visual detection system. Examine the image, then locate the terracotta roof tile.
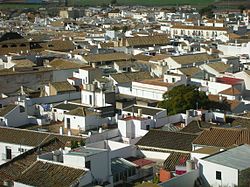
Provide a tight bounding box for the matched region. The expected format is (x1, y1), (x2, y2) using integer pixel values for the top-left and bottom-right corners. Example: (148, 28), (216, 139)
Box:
(193, 127), (250, 148)
(136, 130), (198, 152)
(16, 161), (86, 187)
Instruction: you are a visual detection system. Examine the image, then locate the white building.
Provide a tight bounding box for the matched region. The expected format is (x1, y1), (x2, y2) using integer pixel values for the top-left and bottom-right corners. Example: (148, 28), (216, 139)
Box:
(122, 105), (167, 128)
(171, 25), (228, 39)
(0, 104), (28, 127)
(64, 107), (109, 132)
(199, 144), (250, 187)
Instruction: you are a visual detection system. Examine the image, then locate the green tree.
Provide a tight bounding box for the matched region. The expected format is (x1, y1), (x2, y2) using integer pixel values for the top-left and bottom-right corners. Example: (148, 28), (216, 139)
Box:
(71, 140), (79, 149)
(80, 139), (85, 146)
(199, 5), (216, 18)
(122, 25), (129, 33)
(158, 85), (210, 115)
(111, 0), (117, 5)
(238, 5), (246, 13)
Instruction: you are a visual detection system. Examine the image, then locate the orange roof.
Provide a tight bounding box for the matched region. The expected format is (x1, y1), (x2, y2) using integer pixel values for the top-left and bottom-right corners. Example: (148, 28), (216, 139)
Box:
(219, 87), (241, 96)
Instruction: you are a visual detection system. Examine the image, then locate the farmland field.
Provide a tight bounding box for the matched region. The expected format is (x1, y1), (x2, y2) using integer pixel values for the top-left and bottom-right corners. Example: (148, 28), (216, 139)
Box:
(0, 3), (41, 9)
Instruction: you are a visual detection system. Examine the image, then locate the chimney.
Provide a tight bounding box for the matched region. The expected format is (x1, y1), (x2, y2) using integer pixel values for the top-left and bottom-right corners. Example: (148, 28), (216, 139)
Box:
(186, 160), (195, 172)
(138, 108), (142, 117)
(20, 86), (25, 95)
(67, 129), (72, 136)
(59, 127), (64, 135)
(99, 127), (102, 133)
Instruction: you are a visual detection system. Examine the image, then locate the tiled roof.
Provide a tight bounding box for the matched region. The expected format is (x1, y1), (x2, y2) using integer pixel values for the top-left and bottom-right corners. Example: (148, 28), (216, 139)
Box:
(53, 103), (79, 111)
(163, 152), (190, 171)
(180, 121), (204, 134)
(178, 67), (201, 77)
(66, 107), (96, 117)
(207, 62), (230, 73)
(219, 87), (241, 96)
(110, 71), (152, 84)
(51, 81), (76, 92)
(170, 53), (217, 65)
(136, 130), (198, 152)
(84, 52), (132, 63)
(0, 138), (65, 183)
(0, 126), (84, 147)
(48, 59), (87, 69)
(126, 34), (169, 47)
(15, 161), (86, 187)
(11, 59), (35, 68)
(137, 78), (173, 87)
(192, 127), (250, 148)
(172, 25), (227, 31)
(0, 104), (17, 117)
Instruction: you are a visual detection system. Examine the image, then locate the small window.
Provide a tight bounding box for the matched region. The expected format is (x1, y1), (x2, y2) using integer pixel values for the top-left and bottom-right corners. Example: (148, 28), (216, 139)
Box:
(216, 171), (221, 180)
(146, 125), (150, 130)
(20, 43), (26, 47)
(172, 78), (175, 82)
(18, 148), (24, 152)
(10, 44), (17, 48)
(2, 45), (8, 48)
(89, 95), (92, 105)
(19, 106), (25, 113)
(85, 161), (91, 169)
(54, 109), (57, 112)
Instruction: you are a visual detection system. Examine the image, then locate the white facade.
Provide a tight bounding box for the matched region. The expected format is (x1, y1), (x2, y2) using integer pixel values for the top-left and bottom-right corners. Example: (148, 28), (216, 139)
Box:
(0, 105), (28, 127)
(81, 89), (111, 107)
(118, 118), (152, 139)
(199, 160), (238, 187)
(0, 142), (33, 165)
(64, 113), (108, 131)
(218, 42), (250, 57)
(171, 26), (227, 39)
(131, 81), (170, 101)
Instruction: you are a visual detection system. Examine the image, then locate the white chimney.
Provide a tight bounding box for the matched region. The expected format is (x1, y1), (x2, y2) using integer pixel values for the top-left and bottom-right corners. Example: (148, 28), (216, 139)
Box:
(67, 129), (71, 136)
(88, 131), (92, 136)
(20, 86), (25, 96)
(99, 127), (102, 133)
(59, 127), (64, 135)
(138, 109), (142, 117)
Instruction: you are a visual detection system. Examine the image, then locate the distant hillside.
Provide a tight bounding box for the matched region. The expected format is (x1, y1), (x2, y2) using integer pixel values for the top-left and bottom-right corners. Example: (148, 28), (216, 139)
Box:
(70, 0), (216, 7)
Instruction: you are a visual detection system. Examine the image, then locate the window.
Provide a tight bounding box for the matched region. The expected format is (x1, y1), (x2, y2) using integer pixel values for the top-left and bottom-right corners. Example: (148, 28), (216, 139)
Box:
(216, 171), (221, 180)
(89, 95), (92, 105)
(146, 125), (150, 130)
(6, 147), (12, 160)
(19, 106), (25, 113)
(54, 109), (57, 112)
(66, 118), (71, 129)
(172, 78), (175, 82)
(18, 148), (24, 152)
(85, 161), (91, 169)
(10, 44), (17, 48)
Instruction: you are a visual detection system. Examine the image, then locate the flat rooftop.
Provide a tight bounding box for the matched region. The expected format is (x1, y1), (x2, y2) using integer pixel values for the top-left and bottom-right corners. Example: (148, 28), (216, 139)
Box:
(203, 144), (250, 171)
(67, 147), (106, 157)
